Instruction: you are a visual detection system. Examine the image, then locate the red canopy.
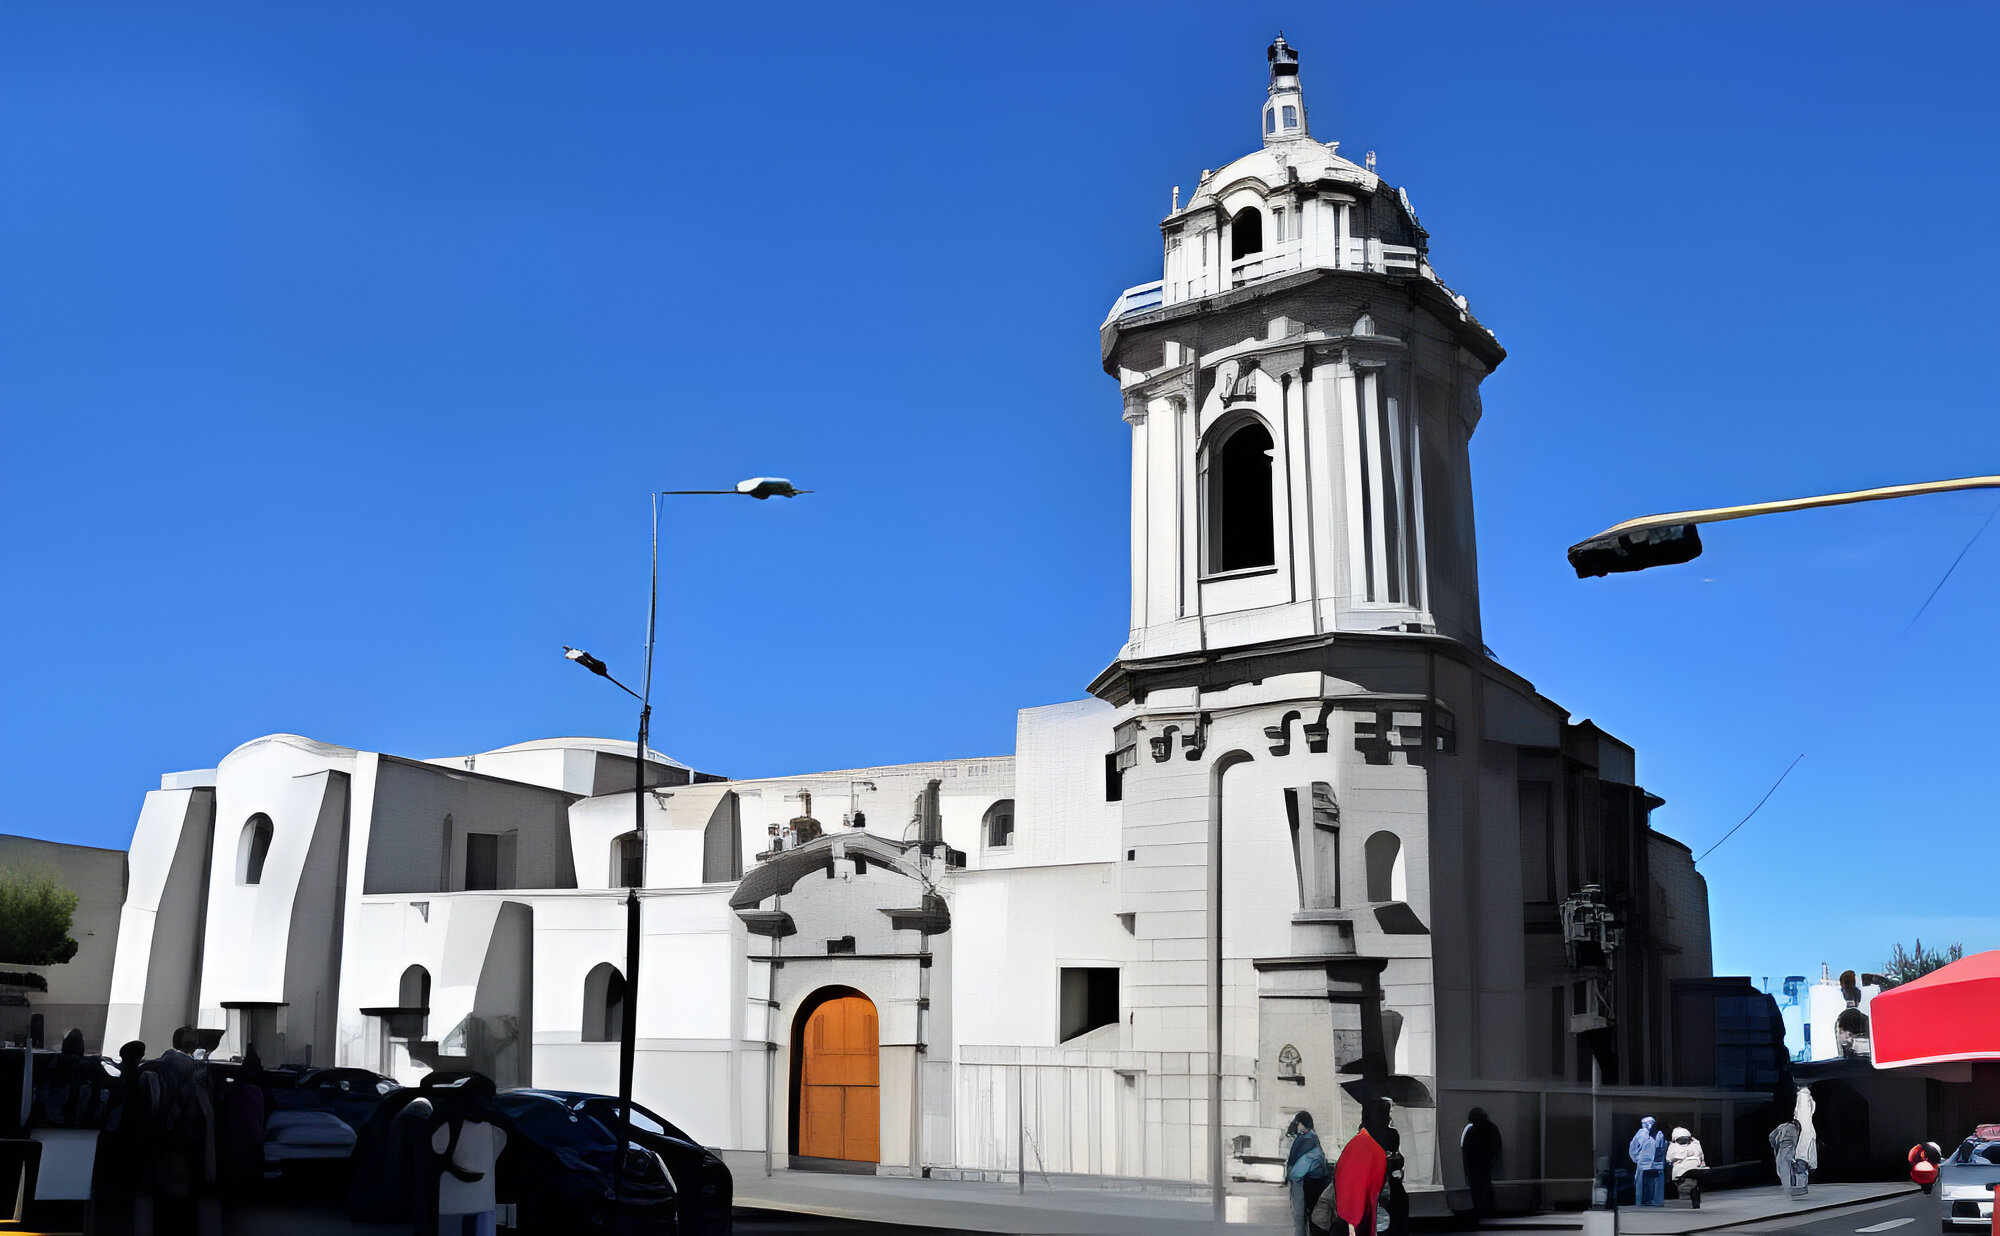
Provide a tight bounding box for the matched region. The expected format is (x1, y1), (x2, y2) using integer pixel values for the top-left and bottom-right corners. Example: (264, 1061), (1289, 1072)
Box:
(1872, 950), (2000, 1068)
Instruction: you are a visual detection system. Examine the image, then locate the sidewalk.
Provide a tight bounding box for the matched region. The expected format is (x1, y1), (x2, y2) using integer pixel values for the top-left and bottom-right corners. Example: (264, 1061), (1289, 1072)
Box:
(721, 1153), (1296, 1234)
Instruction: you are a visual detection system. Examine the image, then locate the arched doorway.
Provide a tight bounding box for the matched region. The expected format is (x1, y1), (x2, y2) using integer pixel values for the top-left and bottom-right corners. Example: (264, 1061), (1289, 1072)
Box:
(792, 988), (879, 1164)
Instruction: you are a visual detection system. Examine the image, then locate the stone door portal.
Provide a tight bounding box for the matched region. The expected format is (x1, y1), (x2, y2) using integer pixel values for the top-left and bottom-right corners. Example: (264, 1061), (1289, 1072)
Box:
(798, 994), (879, 1162)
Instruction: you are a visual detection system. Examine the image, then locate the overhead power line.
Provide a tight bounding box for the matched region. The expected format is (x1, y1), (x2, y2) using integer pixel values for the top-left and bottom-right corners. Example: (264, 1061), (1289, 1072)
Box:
(1697, 753), (1806, 864)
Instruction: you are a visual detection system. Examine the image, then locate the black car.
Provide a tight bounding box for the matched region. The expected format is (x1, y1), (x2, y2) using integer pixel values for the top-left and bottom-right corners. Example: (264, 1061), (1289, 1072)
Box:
(489, 1089), (731, 1236)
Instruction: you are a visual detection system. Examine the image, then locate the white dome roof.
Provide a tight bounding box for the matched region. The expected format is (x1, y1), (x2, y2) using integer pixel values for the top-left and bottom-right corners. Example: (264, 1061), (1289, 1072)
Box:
(1184, 141), (1377, 213)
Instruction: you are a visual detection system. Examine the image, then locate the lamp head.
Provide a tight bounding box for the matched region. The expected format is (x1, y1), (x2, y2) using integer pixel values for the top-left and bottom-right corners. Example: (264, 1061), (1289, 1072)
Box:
(735, 477), (807, 500)
(1567, 523), (1704, 578)
(563, 646), (610, 677)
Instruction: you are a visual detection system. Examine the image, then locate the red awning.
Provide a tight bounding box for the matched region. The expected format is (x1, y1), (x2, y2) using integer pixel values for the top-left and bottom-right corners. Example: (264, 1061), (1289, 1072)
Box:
(1872, 950), (2000, 1068)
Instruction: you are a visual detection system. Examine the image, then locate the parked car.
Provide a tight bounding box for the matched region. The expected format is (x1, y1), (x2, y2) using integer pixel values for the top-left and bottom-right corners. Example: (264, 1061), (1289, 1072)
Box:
(488, 1089), (731, 1236)
(1938, 1129), (2000, 1232)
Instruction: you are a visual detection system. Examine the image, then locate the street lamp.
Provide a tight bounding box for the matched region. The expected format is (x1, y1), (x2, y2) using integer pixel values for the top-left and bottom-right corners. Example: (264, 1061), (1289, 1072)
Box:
(563, 477), (807, 1212)
(1567, 475), (2000, 577)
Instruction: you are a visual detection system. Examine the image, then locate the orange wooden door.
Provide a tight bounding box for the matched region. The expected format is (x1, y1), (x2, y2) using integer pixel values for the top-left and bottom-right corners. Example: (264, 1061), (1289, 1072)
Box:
(799, 996), (879, 1161)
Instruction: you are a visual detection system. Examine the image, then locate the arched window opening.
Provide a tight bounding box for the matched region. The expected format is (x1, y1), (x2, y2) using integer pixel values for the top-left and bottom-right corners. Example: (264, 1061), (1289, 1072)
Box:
(1365, 830), (1406, 903)
(612, 831), (643, 888)
(983, 799), (1016, 848)
(582, 962), (625, 1043)
(1230, 207), (1263, 260)
(238, 815), (273, 885)
(1206, 420), (1276, 573)
(1264, 107), (1276, 135)
(398, 964), (431, 1011)
(397, 963), (431, 1039)
(1282, 104), (1298, 130)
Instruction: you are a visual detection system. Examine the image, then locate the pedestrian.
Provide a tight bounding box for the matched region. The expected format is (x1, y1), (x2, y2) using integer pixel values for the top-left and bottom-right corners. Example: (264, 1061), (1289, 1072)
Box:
(1628, 1116), (1666, 1207)
(139, 1027), (220, 1236)
(1330, 1119), (1390, 1236)
(42, 1028), (105, 1126)
(1367, 1100), (1406, 1236)
(208, 1055), (266, 1192)
(1794, 1085), (1818, 1190)
(1666, 1127), (1706, 1208)
(1461, 1107), (1501, 1222)
(86, 1040), (150, 1236)
(1283, 1111), (1334, 1236)
(1770, 1116), (1804, 1198)
(428, 1075), (507, 1236)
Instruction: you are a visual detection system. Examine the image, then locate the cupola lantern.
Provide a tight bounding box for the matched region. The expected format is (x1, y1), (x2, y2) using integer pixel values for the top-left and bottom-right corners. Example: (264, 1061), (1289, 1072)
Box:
(1262, 34), (1309, 145)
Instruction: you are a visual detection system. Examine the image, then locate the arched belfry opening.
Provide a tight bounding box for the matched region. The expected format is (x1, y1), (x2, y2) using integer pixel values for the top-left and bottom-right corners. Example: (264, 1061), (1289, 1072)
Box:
(1206, 419), (1276, 573)
(1230, 207), (1263, 259)
(790, 986), (879, 1165)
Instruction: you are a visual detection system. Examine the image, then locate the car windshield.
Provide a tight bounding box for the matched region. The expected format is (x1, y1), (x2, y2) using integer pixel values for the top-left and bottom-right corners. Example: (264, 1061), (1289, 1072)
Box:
(1955, 1140), (2000, 1165)
(567, 1096), (691, 1143)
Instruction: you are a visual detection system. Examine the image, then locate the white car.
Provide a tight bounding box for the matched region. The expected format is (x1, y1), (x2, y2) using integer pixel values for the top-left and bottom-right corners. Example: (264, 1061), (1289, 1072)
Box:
(1938, 1134), (2000, 1232)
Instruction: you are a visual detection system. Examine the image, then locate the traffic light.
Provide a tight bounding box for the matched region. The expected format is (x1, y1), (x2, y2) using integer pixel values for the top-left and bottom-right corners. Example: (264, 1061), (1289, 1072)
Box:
(1567, 522), (1703, 578)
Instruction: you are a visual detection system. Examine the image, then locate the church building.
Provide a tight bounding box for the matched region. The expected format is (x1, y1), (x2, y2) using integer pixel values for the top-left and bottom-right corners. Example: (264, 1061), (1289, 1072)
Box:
(102, 38), (1771, 1213)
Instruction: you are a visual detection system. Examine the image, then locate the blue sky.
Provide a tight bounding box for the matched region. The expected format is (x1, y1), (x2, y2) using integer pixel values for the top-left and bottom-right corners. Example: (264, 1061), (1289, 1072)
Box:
(4, 2), (1997, 991)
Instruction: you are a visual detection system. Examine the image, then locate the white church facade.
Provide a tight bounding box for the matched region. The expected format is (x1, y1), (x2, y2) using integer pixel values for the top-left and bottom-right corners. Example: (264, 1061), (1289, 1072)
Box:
(103, 38), (1772, 1212)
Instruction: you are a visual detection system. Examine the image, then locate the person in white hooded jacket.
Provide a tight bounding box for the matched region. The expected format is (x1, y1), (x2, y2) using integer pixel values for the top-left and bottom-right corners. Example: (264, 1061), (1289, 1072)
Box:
(1665, 1127), (1707, 1207)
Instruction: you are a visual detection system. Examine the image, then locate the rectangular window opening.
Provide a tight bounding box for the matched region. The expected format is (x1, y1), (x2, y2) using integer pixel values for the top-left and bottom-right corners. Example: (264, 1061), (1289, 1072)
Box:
(1104, 752), (1124, 802)
(464, 834), (501, 891)
(827, 936), (856, 955)
(1059, 967), (1120, 1041)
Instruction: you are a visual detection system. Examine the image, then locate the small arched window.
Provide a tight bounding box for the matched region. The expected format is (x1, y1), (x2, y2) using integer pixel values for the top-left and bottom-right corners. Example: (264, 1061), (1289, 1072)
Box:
(1205, 419), (1276, 573)
(238, 815), (273, 885)
(1230, 207), (1263, 260)
(582, 962), (625, 1043)
(399, 964), (431, 1011)
(984, 799), (1016, 848)
(1365, 830), (1406, 902)
(1282, 105), (1298, 130)
(1265, 107), (1276, 135)
(612, 831), (643, 888)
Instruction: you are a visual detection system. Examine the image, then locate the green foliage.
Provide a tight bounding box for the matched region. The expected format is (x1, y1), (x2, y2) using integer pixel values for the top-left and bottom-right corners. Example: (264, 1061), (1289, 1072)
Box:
(1881, 938), (1964, 988)
(0, 867), (80, 966)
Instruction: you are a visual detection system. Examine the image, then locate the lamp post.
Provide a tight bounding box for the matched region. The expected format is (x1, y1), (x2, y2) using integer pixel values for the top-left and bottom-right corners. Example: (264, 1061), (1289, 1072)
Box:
(563, 475), (808, 1214)
(1566, 474), (2000, 577)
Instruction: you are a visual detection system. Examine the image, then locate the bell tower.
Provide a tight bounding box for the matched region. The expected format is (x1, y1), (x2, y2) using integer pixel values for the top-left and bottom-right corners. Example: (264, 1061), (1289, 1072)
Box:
(1098, 34), (1504, 678)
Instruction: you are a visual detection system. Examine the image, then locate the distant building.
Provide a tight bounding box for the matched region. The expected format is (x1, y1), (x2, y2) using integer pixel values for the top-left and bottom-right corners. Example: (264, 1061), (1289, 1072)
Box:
(102, 36), (1771, 1212)
(1799, 965), (1882, 1061)
(0, 834), (126, 1051)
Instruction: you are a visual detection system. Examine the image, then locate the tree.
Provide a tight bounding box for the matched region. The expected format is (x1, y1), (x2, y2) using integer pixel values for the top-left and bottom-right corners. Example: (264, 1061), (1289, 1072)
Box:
(1880, 938), (1964, 988)
(0, 867), (80, 966)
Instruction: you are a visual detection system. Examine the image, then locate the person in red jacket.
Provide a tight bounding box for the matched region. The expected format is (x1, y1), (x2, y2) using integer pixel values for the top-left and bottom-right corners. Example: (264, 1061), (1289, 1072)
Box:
(1332, 1124), (1389, 1236)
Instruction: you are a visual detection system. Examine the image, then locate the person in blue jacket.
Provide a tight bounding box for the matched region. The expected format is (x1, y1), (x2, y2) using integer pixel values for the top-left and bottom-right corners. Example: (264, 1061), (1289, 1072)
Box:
(1285, 1111), (1335, 1236)
(1629, 1116), (1668, 1206)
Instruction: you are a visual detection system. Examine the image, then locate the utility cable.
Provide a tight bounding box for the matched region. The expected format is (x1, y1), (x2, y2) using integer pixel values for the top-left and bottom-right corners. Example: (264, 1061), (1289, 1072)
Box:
(1901, 499), (2000, 637)
(1696, 753), (1804, 864)
(1696, 496), (1992, 860)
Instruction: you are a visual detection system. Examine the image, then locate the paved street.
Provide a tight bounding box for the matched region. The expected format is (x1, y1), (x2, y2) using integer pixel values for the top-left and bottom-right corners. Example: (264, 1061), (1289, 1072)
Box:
(1723, 1190), (1939, 1236)
(1612, 1184), (1920, 1235)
